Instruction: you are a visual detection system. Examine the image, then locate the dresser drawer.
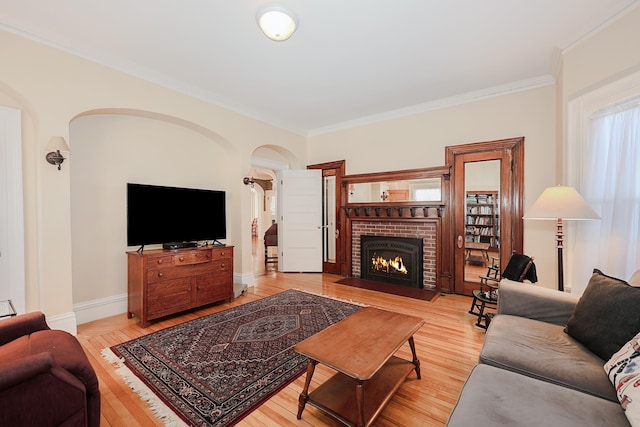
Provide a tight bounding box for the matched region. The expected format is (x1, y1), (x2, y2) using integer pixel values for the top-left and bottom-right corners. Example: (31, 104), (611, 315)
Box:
(174, 250), (212, 266)
(147, 255), (174, 267)
(147, 261), (229, 283)
(211, 248), (232, 261)
(211, 260), (231, 273)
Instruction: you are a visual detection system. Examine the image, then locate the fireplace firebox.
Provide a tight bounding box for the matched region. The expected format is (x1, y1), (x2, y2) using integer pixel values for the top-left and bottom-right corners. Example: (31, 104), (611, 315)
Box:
(360, 235), (424, 288)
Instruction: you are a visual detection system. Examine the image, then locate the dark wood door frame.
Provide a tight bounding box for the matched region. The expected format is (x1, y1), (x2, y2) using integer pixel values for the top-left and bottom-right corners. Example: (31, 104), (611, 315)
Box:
(445, 137), (524, 295)
(307, 160), (346, 275)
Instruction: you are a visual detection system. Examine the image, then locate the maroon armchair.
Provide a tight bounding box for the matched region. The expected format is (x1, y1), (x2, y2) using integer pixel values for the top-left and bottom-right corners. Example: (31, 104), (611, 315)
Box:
(0, 312), (100, 427)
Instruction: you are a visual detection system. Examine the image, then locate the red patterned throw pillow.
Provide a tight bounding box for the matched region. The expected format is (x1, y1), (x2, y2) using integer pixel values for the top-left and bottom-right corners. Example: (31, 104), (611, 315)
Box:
(604, 331), (640, 426)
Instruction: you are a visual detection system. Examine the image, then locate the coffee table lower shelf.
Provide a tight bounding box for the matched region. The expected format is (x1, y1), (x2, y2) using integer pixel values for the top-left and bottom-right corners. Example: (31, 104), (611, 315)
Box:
(304, 356), (417, 427)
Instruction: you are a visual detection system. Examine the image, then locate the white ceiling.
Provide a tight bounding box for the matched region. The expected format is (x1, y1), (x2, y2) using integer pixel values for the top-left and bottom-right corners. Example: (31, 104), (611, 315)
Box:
(0, 0), (638, 136)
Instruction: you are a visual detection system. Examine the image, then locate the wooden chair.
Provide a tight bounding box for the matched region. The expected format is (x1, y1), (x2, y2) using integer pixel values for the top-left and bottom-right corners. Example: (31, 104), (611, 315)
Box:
(469, 253), (537, 329)
(264, 223), (278, 268)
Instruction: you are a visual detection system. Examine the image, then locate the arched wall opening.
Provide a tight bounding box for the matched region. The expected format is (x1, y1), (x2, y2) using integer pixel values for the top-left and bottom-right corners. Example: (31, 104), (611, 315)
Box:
(246, 145), (298, 276)
(69, 109), (239, 323)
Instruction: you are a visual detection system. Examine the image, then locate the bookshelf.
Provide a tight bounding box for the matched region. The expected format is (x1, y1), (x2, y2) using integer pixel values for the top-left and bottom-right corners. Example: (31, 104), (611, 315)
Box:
(465, 191), (499, 249)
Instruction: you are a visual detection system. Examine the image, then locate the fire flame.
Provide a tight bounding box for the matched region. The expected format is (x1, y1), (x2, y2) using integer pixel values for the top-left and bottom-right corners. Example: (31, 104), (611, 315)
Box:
(371, 254), (408, 275)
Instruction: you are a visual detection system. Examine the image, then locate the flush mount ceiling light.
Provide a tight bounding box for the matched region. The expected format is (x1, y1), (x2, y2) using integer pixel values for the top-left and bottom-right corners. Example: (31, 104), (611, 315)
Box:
(257, 5), (298, 41)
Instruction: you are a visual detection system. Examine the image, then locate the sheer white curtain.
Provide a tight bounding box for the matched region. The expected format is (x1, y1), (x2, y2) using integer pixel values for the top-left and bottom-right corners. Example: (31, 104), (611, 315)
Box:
(571, 98), (640, 289)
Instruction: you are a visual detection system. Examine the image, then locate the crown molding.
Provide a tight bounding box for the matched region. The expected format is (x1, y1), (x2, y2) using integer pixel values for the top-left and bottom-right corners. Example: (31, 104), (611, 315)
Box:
(561, 0), (640, 53)
(308, 75), (556, 137)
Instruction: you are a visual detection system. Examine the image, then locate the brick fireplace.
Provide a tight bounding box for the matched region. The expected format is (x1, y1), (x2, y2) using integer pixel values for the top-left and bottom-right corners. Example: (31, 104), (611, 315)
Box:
(351, 220), (437, 289)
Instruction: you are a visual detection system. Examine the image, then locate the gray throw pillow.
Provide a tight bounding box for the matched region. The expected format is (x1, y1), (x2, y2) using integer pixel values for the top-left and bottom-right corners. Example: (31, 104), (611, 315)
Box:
(565, 269), (640, 361)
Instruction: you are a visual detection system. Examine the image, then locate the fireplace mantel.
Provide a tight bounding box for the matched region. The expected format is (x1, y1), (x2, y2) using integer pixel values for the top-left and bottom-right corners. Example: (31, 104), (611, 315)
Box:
(344, 204), (444, 220)
(340, 165), (450, 291)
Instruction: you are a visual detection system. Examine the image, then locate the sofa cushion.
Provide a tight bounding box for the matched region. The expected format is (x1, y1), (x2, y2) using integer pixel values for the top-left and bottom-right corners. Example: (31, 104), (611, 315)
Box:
(481, 314), (616, 401)
(565, 269), (640, 361)
(446, 364), (629, 427)
(605, 331), (640, 427)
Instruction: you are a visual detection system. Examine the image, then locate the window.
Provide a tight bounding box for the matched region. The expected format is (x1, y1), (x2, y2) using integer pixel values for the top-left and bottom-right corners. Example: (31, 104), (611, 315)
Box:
(568, 74), (640, 293)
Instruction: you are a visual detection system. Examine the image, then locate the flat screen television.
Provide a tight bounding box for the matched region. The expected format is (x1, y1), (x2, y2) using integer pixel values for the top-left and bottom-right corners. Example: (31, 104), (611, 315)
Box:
(127, 183), (226, 248)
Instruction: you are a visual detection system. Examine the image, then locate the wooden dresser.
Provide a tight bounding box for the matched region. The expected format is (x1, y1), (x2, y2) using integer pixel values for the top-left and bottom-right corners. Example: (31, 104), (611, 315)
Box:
(127, 245), (233, 327)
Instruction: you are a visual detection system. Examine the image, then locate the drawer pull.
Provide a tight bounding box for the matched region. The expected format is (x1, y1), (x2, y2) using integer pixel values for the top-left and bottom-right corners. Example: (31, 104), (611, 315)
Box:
(179, 257), (185, 262)
(220, 252), (225, 256)
(220, 264), (225, 269)
(157, 272), (164, 277)
(157, 259), (163, 264)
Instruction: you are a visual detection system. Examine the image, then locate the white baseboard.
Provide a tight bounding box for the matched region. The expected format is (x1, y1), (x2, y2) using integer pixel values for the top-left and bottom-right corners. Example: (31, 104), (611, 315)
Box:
(74, 293), (128, 326)
(71, 271), (253, 327)
(235, 271), (255, 287)
(47, 311), (79, 336)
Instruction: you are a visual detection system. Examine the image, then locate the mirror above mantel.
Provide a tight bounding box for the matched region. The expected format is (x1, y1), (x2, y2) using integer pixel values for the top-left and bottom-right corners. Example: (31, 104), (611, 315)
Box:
(344, 165), (449, 206)
(342, 166), (449, 219)
(348, 177), (442, 203)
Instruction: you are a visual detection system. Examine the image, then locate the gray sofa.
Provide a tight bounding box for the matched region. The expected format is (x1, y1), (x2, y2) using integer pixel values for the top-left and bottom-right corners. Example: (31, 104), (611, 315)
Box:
(447, 279), (632, 427)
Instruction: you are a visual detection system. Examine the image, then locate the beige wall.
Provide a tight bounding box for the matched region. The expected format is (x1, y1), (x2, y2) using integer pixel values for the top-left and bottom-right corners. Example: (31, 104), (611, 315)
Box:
(308, 87), (559, 287)
(0, 29), (306, 331)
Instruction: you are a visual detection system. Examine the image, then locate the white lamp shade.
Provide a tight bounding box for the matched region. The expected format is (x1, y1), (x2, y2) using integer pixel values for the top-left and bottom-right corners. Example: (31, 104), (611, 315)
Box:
(257, 6), (298, 41)
(46, 136), (71, 153)
(523, 186), (600, 220)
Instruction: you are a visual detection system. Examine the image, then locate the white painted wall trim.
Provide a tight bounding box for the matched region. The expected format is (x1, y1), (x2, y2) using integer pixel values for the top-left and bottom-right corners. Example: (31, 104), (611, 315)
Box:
(46, 311), (78, 335)
(68, 273), (253, 329)
(308, 75), (555, 136)
(251, 156), (289, 171)
(566, 68), (640, 294)
(235, 271), (254, 287)
(0, 106), (25, 314)
(73, 293), (128, 325)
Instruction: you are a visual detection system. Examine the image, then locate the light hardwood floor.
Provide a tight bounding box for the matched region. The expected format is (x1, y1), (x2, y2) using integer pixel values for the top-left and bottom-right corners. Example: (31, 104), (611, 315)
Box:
(77, 272), (485, 427)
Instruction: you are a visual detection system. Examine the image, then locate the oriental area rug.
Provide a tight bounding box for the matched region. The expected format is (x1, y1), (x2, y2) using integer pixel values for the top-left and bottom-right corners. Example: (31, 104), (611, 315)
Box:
(103, 290), (362, 426)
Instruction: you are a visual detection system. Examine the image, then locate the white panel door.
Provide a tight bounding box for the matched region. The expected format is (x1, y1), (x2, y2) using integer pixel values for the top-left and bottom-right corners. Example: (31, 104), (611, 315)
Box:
(0, 106), (25, 313)
(277, 169), (322, 272)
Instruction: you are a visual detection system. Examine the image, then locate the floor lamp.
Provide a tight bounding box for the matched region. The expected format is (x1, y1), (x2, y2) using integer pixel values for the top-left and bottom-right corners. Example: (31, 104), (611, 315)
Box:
(523, 186), (600, 292)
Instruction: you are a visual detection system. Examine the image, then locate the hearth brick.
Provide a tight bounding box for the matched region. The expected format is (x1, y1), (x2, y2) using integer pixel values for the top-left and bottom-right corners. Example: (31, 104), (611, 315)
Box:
(351, 220), (437, 289)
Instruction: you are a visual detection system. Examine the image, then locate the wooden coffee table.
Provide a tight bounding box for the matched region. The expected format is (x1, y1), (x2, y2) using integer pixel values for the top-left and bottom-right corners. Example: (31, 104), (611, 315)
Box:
(294, 307), (425, 427)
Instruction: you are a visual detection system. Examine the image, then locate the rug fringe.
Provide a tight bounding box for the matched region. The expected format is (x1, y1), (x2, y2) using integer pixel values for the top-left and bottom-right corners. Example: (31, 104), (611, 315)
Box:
(102, 348), (188, 427)
(294, 288), (368, 307)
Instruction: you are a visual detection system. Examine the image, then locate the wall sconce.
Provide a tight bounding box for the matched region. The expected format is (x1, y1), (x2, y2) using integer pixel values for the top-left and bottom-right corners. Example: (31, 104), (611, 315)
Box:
(45, 136), (71, 170)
